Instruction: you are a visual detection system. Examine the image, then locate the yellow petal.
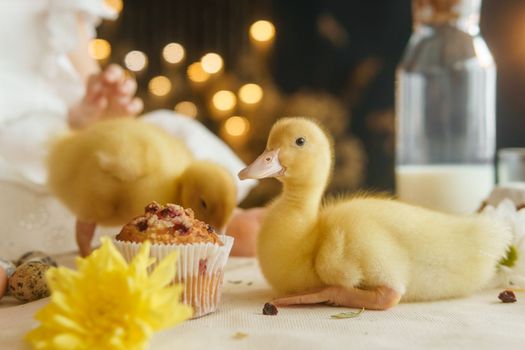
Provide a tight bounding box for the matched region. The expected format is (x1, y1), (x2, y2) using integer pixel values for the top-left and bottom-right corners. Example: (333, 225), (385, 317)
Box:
(52, 333), (84, 350)
(150, 285), (184, 308)
(128, 241), (152, 281)
(50, 292), (75, 314)
(46, 267), (78, 292)
(148, 251), (178, 288)
(77, 238), (127, 274)
(26, 327), (53, 349)
(34, 304), (62, 323)
(51, 314), (86, 334)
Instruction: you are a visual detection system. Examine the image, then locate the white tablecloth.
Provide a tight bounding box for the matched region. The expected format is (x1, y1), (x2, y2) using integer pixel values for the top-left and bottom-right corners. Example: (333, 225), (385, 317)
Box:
(1, 256), (524, 350)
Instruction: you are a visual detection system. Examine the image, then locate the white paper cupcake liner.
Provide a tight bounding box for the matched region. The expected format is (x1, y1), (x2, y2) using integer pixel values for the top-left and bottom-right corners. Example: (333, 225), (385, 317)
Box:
(113, 235), (234, 318)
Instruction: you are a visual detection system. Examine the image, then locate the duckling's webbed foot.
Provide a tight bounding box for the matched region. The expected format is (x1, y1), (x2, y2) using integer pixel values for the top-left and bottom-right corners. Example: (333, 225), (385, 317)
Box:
(272, 285), (401, 311)
(76, 220), (97, 257)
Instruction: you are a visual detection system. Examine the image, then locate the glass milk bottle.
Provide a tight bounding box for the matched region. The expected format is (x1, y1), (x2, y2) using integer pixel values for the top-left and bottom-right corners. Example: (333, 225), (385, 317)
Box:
(396, 0), (496, 214)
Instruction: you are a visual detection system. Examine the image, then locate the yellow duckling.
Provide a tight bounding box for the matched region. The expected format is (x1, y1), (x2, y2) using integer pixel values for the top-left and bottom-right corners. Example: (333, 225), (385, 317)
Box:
(48, 118), (236, 256)
(239, 117), (511, 310)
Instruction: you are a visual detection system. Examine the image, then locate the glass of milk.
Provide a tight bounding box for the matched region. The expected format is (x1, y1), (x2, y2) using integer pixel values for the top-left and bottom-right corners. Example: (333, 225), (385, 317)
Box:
(395, 0), (496, 214)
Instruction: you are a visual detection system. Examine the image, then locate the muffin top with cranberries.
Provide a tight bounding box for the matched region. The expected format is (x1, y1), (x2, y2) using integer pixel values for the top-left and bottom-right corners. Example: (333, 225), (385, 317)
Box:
(116, 202), (223, 245)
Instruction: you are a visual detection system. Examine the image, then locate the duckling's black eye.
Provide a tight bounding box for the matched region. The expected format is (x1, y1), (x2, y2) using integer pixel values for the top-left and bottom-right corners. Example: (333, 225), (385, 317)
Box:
(200, 198), (207, 209)
(295, 137), (306, 147)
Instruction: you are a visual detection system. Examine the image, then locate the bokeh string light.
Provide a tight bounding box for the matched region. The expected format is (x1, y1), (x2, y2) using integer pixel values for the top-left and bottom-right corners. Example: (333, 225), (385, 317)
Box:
(249, 20), (276, 42)
(174, 101), (198, 118)
(124, 51), (148, 72)
(148, 76), (172, 96)
(201, 53), (223, 74)
(89, 39), (111, 60)
(105, 0), (123, 14)
(187, 62), (210, 83)
(239, 83), (263, 104)
(163, 43), (185, 64)
(224, 116), (250, 137)
(212, 90), (237, 112)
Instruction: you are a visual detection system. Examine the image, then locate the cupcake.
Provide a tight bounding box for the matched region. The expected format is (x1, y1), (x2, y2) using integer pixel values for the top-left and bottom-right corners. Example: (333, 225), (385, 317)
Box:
(113, 202), (234, 318)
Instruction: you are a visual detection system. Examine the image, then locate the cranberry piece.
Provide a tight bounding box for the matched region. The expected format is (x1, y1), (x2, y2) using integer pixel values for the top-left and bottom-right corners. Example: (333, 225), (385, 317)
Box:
(159, 207), (178, 218)
(145, 202), (161, 214)
(173, 223), (189, 235)
(199, 259), (207, 275)
(498, 290), (517, 303)
(262, 303), (278, 315)
(136, 220), (148, 232)
(207, 225), (215, 233)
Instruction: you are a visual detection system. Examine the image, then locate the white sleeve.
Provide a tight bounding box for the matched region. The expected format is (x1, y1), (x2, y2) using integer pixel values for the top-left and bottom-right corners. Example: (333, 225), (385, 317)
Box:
(142, 110), (258, 204)
(43, 0), (117, 108)
(47, 0), (116, 54)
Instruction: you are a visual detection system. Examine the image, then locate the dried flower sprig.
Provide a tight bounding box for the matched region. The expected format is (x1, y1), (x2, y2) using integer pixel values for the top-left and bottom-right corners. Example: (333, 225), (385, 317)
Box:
(331, 308), (365, 319)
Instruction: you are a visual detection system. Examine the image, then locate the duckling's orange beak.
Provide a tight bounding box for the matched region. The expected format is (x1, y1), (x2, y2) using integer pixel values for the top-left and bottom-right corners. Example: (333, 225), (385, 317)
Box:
(238, 149), (285, 180)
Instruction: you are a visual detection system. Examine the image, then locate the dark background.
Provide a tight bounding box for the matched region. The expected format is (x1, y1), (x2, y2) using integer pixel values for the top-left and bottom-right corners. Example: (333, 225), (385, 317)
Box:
(98, 0), (525, 204)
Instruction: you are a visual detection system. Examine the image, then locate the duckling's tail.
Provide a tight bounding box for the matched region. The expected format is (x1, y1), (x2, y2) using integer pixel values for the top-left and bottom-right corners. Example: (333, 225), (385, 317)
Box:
(476, 212), (514, 267)
(416, 213), (513, 301)
(470, 214), (514, 293)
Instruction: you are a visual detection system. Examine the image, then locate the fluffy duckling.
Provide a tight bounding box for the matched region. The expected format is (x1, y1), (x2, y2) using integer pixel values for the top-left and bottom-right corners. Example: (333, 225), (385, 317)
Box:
(239, 117), (511, 310)
(48, 118), (236, 256)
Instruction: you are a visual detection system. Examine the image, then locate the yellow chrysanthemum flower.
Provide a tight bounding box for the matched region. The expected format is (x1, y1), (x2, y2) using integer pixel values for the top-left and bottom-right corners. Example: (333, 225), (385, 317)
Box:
(26, 237), (192, 350)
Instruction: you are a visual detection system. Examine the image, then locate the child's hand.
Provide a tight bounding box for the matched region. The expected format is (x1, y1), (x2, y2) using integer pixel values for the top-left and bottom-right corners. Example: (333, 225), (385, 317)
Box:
(68, 64), (144, 129)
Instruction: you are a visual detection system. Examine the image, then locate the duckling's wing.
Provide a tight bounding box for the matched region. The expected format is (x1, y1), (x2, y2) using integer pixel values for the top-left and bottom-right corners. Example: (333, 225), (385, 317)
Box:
(314, 200), (410, 295)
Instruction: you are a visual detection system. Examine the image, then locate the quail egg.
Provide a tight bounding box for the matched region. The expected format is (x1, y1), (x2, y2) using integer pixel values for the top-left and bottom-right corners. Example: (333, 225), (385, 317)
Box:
(7, 261), (52, 302)
(16, 251), (57, 267)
